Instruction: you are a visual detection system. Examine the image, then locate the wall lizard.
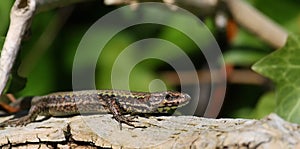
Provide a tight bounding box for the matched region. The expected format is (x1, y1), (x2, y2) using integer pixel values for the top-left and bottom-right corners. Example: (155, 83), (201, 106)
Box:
(0, 90), (191, 129)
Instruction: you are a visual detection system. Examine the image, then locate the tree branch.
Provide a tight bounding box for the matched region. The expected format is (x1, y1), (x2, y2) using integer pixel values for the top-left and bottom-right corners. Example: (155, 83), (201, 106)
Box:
(0, 114), (299, 148)
(0, 0), (37, 95)
(0, 0), (91, 96)
(224, 0), (288, 49)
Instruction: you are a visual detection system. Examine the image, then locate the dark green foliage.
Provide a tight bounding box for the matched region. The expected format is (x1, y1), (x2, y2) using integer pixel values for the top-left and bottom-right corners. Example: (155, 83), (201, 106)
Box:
(253, 34), (300, 123)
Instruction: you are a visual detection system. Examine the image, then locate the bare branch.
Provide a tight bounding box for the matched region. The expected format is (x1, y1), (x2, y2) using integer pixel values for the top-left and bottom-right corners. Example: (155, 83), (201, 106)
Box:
(225, 0), (288, 49)
(0, 0), (92, 95)
(0, 0), (37, 95)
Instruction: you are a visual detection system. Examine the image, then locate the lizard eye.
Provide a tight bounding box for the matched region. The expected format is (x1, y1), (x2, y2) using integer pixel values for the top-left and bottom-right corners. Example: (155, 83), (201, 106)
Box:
(165, 94), (171, 100)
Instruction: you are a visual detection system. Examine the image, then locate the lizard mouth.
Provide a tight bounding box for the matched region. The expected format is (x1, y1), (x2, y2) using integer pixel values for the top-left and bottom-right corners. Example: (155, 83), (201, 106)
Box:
(180, 93), (191, 106)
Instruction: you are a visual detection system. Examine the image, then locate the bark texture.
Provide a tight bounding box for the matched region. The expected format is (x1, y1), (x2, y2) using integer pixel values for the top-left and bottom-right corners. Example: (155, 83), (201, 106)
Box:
(0, 113), (299, 148)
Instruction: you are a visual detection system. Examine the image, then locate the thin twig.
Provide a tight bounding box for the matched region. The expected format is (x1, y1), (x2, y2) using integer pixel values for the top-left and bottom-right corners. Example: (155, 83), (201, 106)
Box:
(224, 0), (288, 49)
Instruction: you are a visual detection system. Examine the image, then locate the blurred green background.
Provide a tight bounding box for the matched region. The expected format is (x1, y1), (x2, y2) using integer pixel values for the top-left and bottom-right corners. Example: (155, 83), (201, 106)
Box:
(1, 0), (300, 118)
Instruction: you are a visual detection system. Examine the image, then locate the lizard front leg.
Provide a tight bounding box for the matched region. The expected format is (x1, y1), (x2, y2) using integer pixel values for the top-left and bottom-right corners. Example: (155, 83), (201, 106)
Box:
(104, 97), (138, 130)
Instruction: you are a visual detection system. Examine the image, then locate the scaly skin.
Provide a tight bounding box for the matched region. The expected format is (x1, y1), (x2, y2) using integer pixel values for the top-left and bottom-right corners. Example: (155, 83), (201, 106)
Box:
(0, 90), (191, 128)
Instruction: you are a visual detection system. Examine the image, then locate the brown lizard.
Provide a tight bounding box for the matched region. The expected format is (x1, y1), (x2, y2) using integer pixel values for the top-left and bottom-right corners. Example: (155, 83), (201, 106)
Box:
(0, 90), (191, 129)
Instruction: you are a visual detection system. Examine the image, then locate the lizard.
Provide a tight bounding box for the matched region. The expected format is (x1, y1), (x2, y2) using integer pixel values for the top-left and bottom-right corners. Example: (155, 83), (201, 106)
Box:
(0, 90), (191, 129)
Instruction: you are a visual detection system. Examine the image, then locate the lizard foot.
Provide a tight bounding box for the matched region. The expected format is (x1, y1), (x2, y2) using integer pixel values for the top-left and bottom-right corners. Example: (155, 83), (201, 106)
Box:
(0, 115), (32, 127)
(112, 115), (146, 130)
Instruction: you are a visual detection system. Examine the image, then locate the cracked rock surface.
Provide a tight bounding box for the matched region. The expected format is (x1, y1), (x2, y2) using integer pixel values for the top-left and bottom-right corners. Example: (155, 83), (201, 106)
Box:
(0, 113), (300, 148)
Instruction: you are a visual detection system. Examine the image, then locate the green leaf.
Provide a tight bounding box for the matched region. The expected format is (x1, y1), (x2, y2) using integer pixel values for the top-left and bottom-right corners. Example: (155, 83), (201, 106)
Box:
(252, 34), (300, 123)
(252, 92), (276, 119)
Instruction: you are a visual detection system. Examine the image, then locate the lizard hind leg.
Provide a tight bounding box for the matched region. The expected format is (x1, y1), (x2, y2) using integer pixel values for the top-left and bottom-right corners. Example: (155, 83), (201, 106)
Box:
(0, 102), (47, 127)
(1, 115), (34, 127)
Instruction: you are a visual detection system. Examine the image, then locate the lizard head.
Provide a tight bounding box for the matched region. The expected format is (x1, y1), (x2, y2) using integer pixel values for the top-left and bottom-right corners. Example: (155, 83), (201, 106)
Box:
(149, 91), (191, 113)
(116, 90), (191, 114)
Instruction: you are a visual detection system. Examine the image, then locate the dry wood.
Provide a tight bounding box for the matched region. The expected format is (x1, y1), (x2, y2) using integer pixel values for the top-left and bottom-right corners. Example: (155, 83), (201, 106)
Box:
(0, 113), (299, 148)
